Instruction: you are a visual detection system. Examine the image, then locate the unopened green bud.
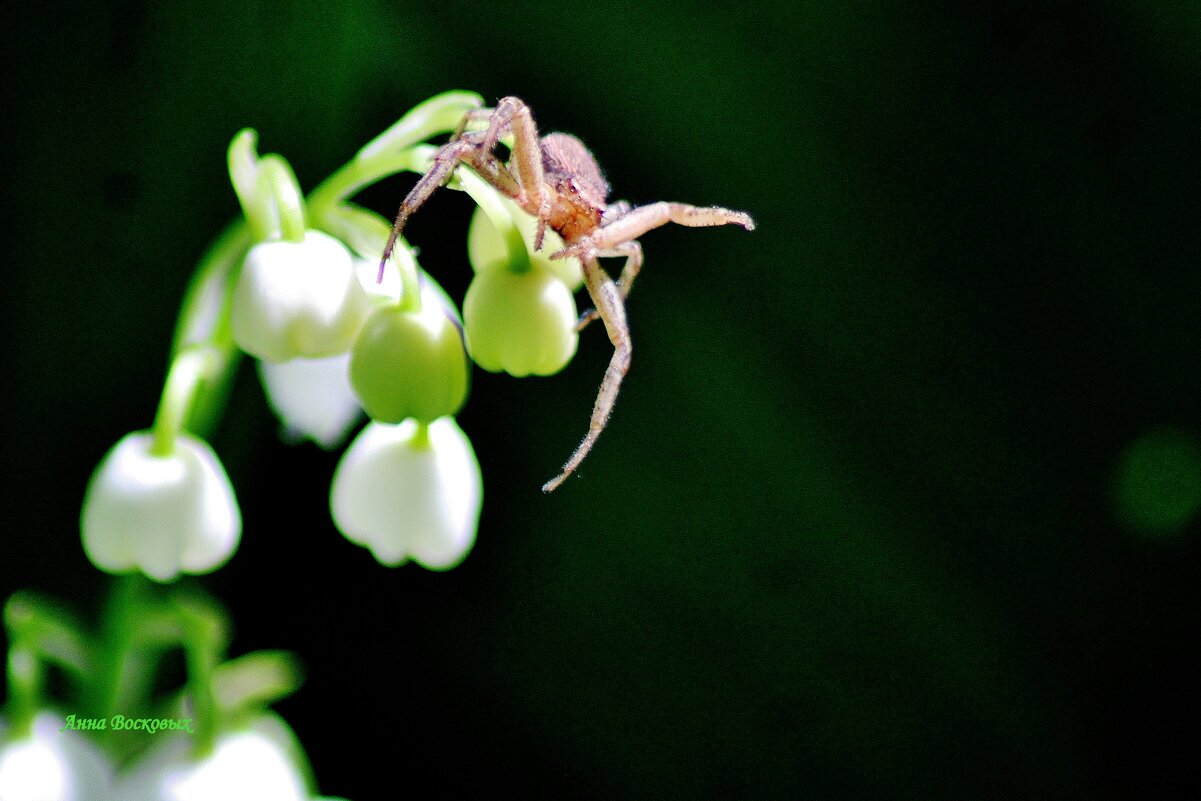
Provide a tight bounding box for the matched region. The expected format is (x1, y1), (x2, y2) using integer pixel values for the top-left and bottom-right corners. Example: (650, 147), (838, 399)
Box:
(467, 197), (583, 290)
(350, 294), (469, 424)
(464, 264), (578, 377)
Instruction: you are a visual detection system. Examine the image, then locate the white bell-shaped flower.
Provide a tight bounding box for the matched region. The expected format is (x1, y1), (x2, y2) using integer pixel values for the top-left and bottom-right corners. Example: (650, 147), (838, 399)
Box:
(254, 257), (459, 449)
(330, 418), (482, 569)
(114, 714), (311, 801)
(0, 712), (115, 801)
(81, 431), (241, 582)
(232, 230), (371, 362)
(257, 354), (361, 449)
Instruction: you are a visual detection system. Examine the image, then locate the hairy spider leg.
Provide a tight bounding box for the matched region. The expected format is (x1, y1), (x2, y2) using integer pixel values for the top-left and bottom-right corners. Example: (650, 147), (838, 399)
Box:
(576, 240), (643, 331)
(483, 96), (554, 250)
(553, 202), (755, 261)
(451, 107), (497, 140)
(380, 131), (519, 280)
(389, 97), (552, 269)
(543, 255), (631, 493)
(601, 201), (633, 225)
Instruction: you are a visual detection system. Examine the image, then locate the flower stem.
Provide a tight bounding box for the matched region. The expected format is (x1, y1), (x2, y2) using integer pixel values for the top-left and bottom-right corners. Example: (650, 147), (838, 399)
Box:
(227, 130), (272, 242)
(353, 90), (483, 163)
(2, 594), (92, 737)
(149, 346), (219, 458)
(307, 144), (437, 218)
(411, 421), (432, 449)
(148, 221), (249, 457)
(457, 169), (531, 274)
(398, 252), (422, 314)
(176, 599), (223, 758)
(93, 575), (146, 749)
(257, 155), (306, 243)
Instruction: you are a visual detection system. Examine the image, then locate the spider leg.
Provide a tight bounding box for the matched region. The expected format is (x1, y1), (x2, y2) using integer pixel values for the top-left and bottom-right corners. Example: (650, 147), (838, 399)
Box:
(551, 202), (755, 261)
(487, 97), (552, 245)
(600, 200), (633, 226)
(576, 241), (642, 331)
(380, 133), (520, 278)
(543, 256), (631, 493)
(452, 107), (498, 140)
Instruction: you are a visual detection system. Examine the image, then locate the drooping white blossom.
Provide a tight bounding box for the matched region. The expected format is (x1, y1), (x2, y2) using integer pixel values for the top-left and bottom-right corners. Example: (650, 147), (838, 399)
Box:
(231, 231), (370, 363)
(254, 259), (465, 448)
(114, 715), (311, 801)
(257, 354), (362, 449)
(81, 431), (241, 582)
(0, 712), (115, 801)
(330, 418), (482, 569)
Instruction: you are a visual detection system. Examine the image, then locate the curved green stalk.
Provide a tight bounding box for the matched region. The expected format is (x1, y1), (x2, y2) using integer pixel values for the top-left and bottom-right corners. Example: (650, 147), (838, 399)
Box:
(354, 90), (483, 162)
(227, 130), (272, 241)
(3, 594), (91, 738)
(457, 168), (531, 274)
(307, 144), (438, 218)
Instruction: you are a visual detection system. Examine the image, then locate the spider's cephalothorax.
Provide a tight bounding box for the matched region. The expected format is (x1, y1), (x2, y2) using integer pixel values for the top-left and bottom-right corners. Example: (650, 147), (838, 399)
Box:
(539, 132), (609, 243)
(382, 96), (755, 492)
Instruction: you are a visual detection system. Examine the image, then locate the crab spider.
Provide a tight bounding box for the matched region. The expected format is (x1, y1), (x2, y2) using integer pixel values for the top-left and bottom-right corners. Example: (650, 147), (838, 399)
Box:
(382, 96), (755, 492)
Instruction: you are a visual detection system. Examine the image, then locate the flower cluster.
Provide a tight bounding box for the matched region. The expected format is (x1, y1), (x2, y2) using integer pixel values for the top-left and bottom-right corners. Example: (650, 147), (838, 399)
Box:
(0, 710), (350, 801)
(0, 591), (349, 800)
(78, 91), (590, 583)
(56, 92), (605, 796)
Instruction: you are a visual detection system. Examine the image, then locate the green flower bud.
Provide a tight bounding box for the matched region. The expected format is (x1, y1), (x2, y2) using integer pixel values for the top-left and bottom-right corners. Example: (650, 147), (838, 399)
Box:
(350, 287), (470, 424)
(467, 197), (583, 290)
(464, 264), (578, 377)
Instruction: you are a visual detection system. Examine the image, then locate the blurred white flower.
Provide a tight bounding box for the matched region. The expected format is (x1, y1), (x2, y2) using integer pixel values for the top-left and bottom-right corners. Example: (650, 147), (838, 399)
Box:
(231, 230), (370, 362)
(81, 431), (241, 582)
(115, 714), (311, 801)
(0, 712), (114, 801)
(330, 418), (482, 569)
(257, 355), (362, 450)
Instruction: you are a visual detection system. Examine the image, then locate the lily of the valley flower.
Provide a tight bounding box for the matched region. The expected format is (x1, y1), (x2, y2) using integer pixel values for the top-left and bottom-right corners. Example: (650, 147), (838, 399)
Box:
(231, 230), (370, 363)
(463, 263), (579, 377)
(0, 712), (114, 801)
(114, 714), (311, 801)
(330, 418), (482, 569)
(257, 354), (361, 449)
(255, 259), (464, 448)
(81, 432), (241, 582)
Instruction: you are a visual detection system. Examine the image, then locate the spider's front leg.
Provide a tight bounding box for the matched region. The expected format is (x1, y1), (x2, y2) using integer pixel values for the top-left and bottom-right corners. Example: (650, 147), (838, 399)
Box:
(485, 97), (554, 249)
(380, 131), (519, 277)
(543, 256), (631, 493)
(551, 202), (755, 263)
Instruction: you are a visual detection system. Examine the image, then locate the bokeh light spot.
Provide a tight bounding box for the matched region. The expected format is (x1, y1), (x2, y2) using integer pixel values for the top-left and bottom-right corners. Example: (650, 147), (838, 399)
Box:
(1114, 429), (1201, 536)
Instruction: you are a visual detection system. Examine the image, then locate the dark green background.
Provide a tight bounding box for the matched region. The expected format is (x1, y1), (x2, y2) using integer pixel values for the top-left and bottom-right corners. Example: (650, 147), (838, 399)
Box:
(3, 1), (1200, 798)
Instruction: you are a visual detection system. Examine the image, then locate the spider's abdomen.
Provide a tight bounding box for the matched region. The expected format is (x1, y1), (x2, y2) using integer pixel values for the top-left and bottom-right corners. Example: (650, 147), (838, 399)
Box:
(541, 133), (610, 208)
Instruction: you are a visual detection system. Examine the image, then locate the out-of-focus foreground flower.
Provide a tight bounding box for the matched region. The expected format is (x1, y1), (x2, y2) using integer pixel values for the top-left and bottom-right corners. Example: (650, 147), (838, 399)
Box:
(0, 711), (114, 801)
